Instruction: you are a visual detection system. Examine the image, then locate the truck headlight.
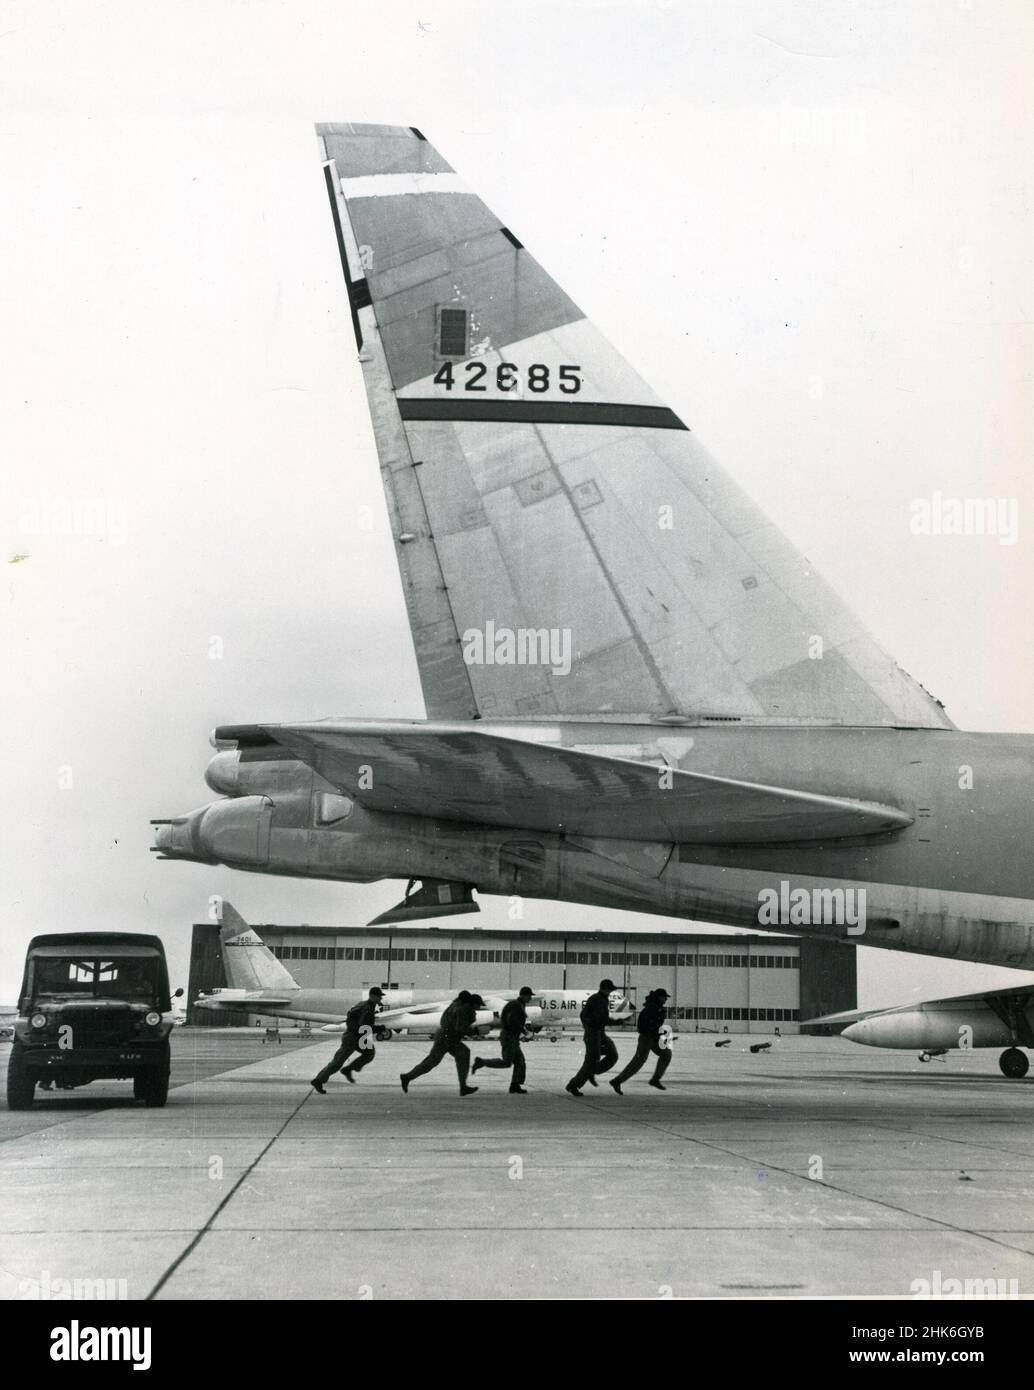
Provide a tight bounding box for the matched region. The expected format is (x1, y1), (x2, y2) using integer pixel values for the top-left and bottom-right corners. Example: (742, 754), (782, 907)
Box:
(145, 1011), (161, 1027)
(30, 1014), (47, 1029)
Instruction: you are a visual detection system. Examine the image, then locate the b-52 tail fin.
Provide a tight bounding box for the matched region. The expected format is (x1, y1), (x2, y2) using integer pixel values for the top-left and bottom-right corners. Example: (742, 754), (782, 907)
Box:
(316, 122), (951, 731)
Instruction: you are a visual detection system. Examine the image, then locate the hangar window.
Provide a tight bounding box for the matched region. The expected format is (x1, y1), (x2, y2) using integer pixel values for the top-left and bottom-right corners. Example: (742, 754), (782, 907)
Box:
(438, 306), (469, 358)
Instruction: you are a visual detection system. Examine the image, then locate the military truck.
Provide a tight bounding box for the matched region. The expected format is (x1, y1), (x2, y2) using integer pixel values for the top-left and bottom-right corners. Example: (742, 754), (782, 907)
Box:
(6, 933), (182, 1110)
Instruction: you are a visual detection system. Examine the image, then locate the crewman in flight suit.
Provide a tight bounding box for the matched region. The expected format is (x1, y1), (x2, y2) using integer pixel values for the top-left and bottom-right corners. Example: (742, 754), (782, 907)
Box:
(609, 988), (672, 1093)
(565, 979), (620, 1096)
(399, 991), (485, 1096)
(310, 987), (383, 1093)
(472, 985), (534, 1093)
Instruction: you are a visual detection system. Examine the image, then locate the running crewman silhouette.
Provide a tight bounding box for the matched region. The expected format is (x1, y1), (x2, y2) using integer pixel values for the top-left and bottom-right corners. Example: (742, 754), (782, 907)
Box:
(400, 991), (484, 1096)
(609, 988), (672, 1094)
(310, 987), (384, 1093)
(473, 986), (534, 1093)
(566, 979), (620, 1097)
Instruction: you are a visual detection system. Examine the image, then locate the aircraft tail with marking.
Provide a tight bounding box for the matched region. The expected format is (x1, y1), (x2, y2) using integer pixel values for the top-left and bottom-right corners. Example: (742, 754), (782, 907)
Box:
(317, 122), (950, 730)
(217, 903), (299, 992)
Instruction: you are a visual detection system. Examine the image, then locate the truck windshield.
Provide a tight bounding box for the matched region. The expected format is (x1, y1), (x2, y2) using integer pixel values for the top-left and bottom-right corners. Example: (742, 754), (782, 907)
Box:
(32, 957), (158, 1001)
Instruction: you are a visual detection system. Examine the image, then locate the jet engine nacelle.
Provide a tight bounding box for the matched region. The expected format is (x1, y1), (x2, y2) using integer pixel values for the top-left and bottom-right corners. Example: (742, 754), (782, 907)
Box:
(154, 788), (532, 892)
(204, 750), (315, 797)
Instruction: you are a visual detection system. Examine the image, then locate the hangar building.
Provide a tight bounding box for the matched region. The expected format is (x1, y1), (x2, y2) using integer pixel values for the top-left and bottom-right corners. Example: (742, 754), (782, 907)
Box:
(188, 922), (855, 1033)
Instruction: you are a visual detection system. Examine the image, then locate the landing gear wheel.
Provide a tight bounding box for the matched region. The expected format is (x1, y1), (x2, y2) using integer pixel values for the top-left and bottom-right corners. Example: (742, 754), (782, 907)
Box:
(999, 1048), (1029, 1079)
(6, 1045), (35, 1110)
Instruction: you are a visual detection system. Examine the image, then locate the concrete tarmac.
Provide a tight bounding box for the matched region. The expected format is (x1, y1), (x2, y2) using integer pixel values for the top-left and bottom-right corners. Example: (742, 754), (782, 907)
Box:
(2, 1031), (1033, 1300)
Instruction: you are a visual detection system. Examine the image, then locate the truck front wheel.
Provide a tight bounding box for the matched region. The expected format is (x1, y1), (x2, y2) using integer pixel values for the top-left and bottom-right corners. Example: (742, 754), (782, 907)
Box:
(6, 1045), (36, 1110)
(134, 1044), (171, 1107)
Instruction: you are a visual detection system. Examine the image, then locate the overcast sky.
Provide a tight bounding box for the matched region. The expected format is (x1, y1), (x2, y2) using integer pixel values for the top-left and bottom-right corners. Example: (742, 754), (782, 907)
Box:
(2, 0), (1032, 1008)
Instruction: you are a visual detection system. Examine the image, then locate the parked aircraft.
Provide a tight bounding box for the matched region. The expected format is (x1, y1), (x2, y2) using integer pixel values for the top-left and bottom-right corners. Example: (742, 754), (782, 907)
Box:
(810, 984), (1034, 1078)
(194, 904), (630, 1037)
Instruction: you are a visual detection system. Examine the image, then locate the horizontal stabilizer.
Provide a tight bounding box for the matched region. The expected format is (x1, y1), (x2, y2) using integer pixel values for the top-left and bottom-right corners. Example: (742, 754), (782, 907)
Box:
(222, 720), (913, 845)
(198, 992), (295, 1009)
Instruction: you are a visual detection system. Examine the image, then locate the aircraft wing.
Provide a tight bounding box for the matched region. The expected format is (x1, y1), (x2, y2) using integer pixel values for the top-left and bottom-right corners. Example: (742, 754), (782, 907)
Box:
(802, 1006), (888, 1027)
(375, 1000), (449, 1024)
(218, 719), (912, 845)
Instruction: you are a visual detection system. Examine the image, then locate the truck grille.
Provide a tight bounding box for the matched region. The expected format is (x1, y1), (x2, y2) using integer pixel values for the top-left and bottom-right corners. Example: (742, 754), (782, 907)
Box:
(57, 1007), (135, 1045)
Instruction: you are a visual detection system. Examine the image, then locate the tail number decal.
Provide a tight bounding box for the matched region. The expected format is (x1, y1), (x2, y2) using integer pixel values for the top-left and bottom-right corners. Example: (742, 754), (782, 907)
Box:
(433, 362), (582, 394)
